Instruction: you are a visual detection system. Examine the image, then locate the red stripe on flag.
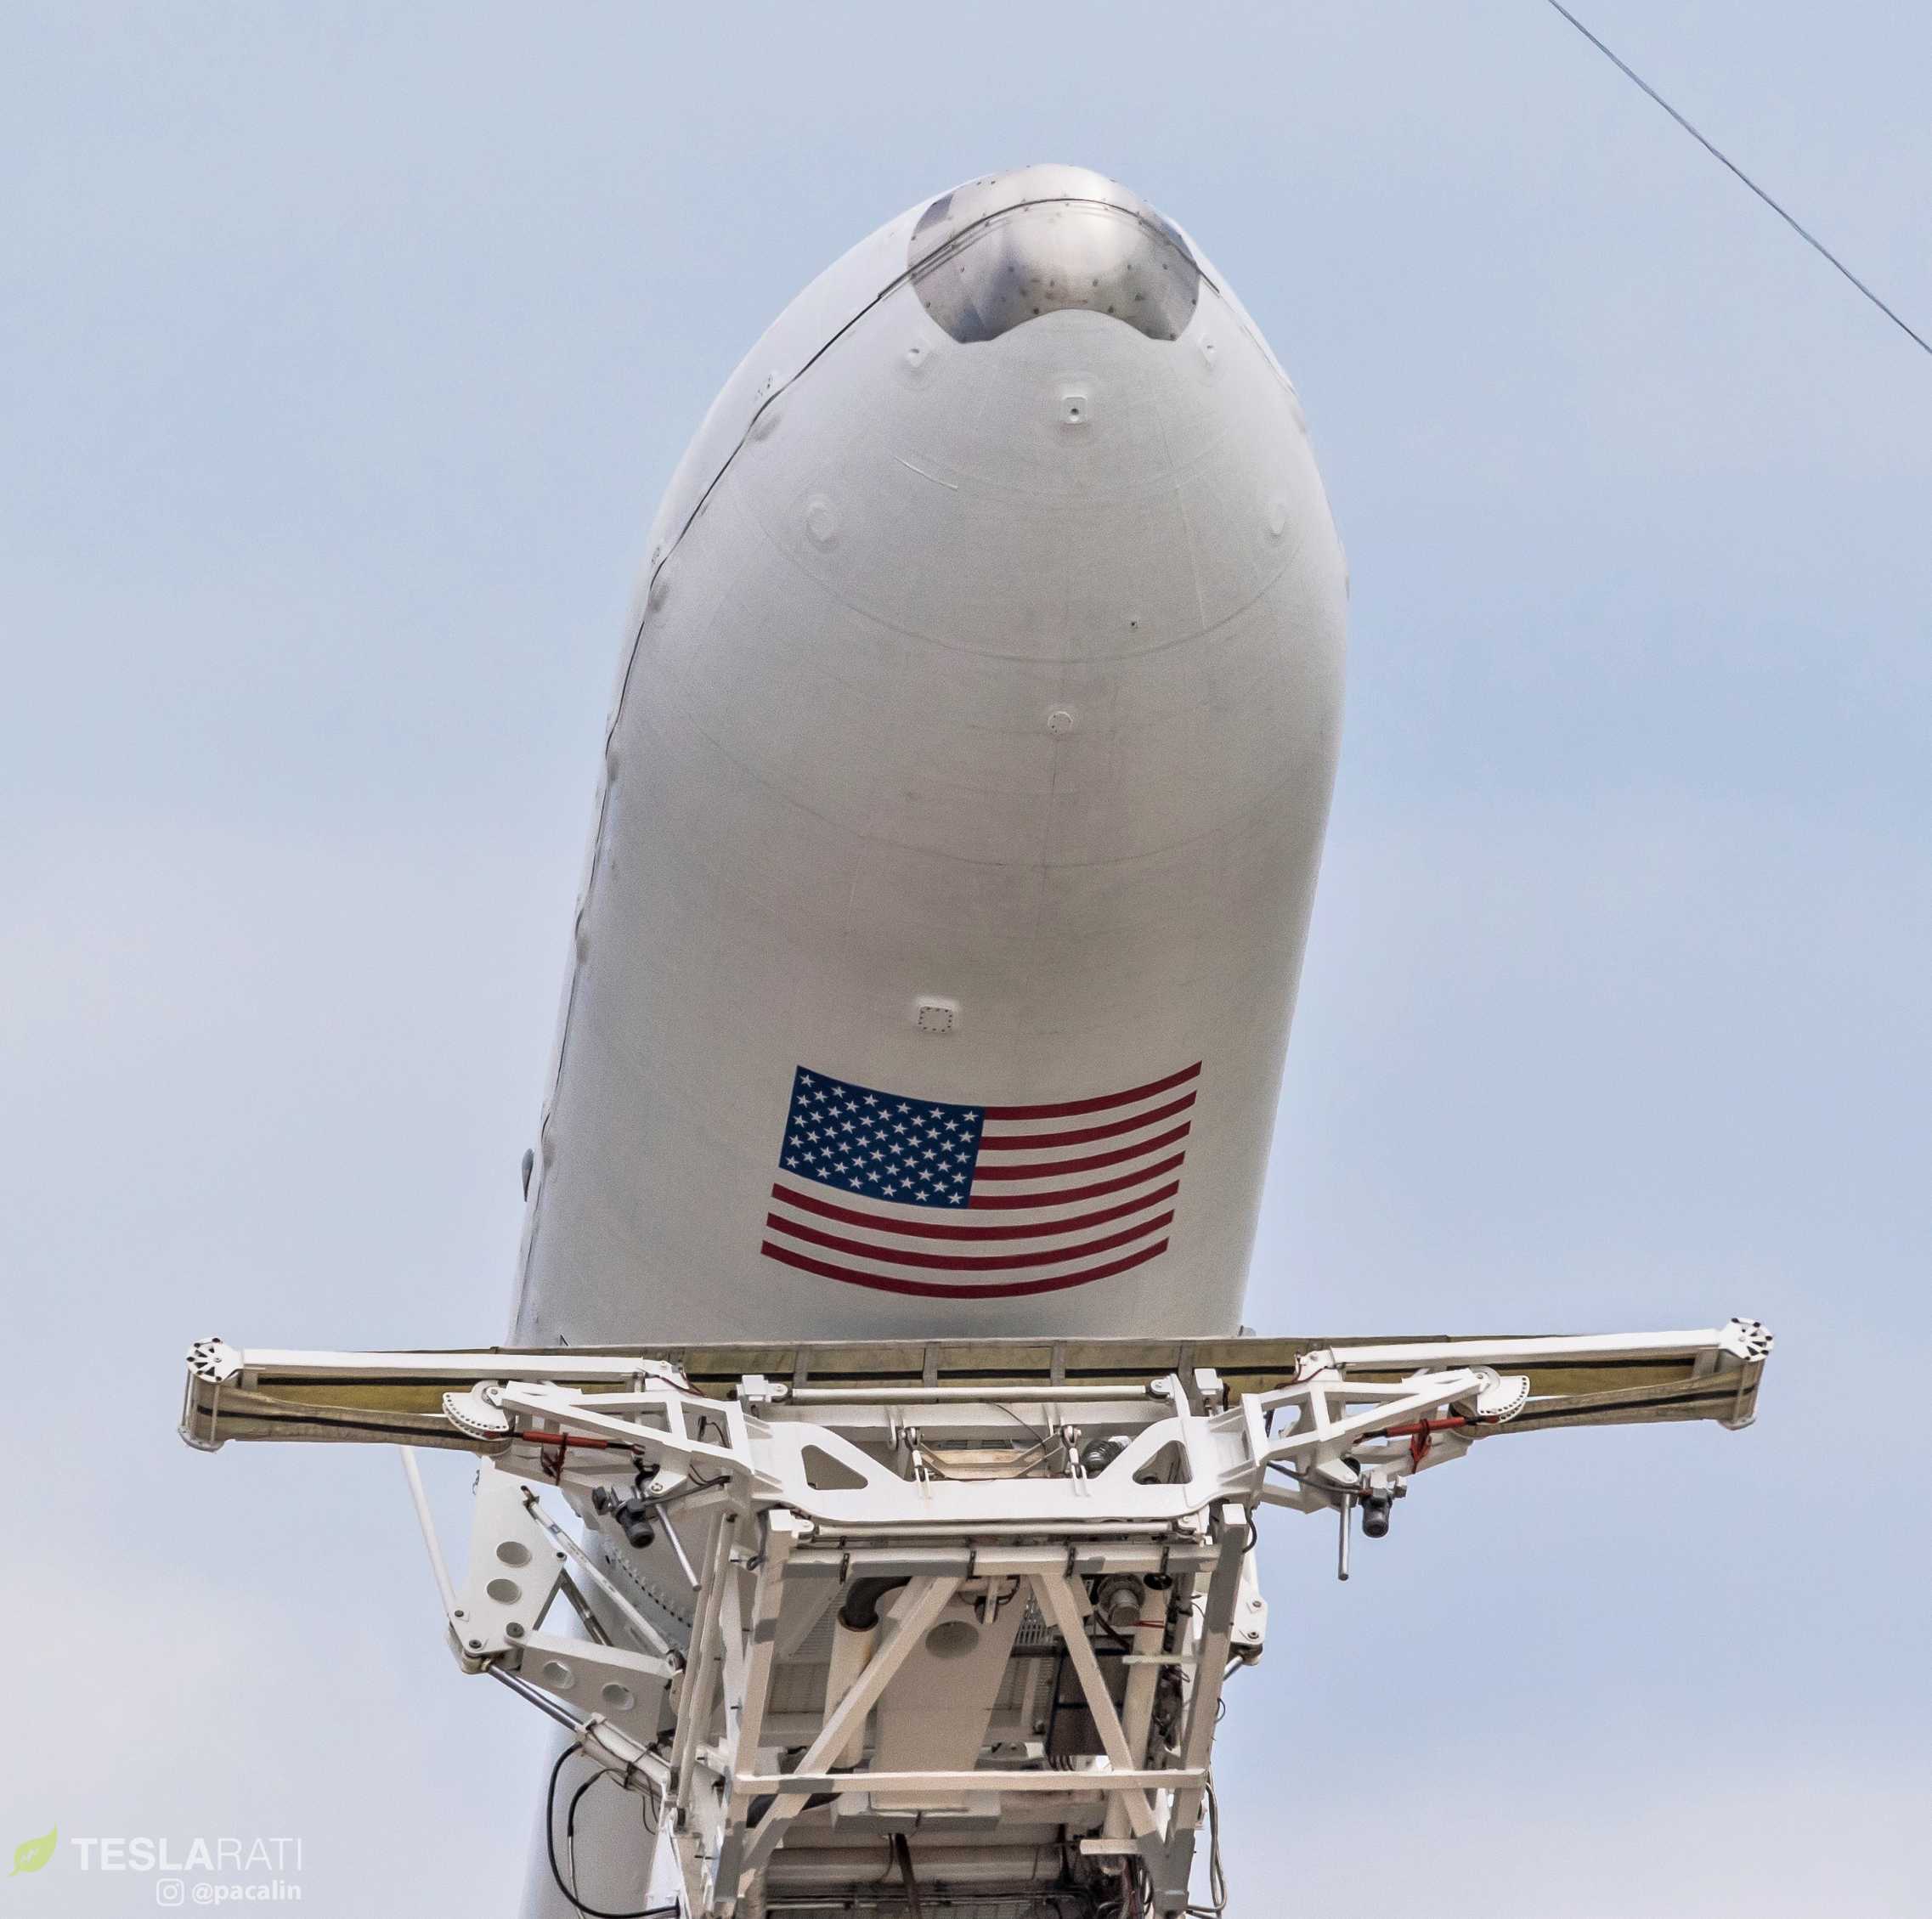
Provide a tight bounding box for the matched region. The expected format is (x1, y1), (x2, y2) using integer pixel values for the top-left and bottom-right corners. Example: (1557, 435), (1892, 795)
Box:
(971, 1123), (1191, 1181)
(967, 1153), (1186, 1210)
(771, 1181), (1178, 1241)
(974, 1091), (1197, 1151)
(760, 1236), (1171, 1300)
(980, 1061), (1201, 1122)
(764, 1211), (1172, 1273)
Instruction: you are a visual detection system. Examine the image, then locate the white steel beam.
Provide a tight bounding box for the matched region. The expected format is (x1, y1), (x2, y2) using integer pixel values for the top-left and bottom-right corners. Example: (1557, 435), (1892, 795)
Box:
(1032, 1571), (1160, 1840)
(734, 1575), (961, 1887)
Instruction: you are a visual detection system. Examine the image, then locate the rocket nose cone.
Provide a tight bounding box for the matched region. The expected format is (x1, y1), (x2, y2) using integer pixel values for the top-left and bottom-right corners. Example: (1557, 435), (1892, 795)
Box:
(909, 164), (1201, 345)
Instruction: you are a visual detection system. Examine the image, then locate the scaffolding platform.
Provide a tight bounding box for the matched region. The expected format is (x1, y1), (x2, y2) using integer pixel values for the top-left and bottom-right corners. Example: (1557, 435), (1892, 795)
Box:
(178, 1321), (1771, 1917)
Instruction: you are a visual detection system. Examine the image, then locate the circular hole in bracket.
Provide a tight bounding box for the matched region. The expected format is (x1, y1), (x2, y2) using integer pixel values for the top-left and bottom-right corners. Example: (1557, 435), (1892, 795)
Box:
(924, 1619), (981, 1662)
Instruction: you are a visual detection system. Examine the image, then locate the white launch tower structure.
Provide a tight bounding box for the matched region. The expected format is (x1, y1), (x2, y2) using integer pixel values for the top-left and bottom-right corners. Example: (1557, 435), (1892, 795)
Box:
(183, 1324), (1769, 1916)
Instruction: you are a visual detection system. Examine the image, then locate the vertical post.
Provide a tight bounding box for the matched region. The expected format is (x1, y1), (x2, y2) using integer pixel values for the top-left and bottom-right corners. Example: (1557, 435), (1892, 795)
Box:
(710, 1518), (797, 1905)
(1149, 1507), (1247, 1911)
(670, 1508), (737, 1824)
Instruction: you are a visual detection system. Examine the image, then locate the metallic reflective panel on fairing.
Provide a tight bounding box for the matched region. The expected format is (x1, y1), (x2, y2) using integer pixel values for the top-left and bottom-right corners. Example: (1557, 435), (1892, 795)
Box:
(910, 168), (1201, 342)
(511, 165), (1347, 1346)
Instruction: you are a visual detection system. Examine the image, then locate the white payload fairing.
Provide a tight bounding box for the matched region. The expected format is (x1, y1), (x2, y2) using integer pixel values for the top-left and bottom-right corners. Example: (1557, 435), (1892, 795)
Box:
(510, 164), (1347, 1349)
(178, 163), (1771, 1919)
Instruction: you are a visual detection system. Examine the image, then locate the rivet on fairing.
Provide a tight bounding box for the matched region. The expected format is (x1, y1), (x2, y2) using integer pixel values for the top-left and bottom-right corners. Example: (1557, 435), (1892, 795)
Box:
(805, 495), (840, 548)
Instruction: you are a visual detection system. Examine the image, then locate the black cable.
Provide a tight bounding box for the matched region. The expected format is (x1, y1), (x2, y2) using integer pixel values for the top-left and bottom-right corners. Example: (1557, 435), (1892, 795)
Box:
(545, 1747), (680, 1919)
(890, 1832), (926, 1919)
(990, 1400), (1059, 1449)
(1043, 1646), (1070, 1758)
(1539, 0), (1932, 358)
(566, 1774), (597, 1902)
(1267, 1461), (1341, 1492)
(645, 1472), (729, 1510)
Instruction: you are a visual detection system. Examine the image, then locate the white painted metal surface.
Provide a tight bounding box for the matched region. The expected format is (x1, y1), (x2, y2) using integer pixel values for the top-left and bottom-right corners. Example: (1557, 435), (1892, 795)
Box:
(511, 165), (1347, 1346)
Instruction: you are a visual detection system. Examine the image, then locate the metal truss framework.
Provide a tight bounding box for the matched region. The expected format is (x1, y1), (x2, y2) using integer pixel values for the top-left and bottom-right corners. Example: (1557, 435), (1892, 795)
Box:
(180, 1321), (1771, 1917)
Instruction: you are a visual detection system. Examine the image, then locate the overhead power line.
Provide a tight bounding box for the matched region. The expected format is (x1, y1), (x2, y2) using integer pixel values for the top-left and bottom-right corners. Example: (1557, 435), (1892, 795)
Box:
(1539, 0), (1932, 359)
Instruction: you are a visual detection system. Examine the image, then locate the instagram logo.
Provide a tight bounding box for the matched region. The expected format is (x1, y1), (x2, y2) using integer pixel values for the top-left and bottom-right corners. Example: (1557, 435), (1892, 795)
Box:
(155, 1880), (185, 1906)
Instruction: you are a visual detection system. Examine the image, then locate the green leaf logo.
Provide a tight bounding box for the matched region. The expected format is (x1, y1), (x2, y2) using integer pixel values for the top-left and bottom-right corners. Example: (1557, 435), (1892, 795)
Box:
(10, 1827), (56, 1875)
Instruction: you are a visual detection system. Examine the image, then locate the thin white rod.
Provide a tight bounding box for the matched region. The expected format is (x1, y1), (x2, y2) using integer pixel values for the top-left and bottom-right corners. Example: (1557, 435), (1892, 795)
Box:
(777, 1383), (1151, 1404)
(518, 1490), (675, 1659)
(399, 1447), (460, 1623)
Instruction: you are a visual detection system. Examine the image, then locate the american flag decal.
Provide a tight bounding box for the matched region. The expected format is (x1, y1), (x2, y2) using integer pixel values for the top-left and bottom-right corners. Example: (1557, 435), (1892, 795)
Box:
(761, 1061), (1200, 1299)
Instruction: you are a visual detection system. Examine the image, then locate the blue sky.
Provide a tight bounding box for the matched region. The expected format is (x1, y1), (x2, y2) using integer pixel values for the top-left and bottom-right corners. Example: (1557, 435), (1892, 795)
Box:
(4, 3), (1928, 1912)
